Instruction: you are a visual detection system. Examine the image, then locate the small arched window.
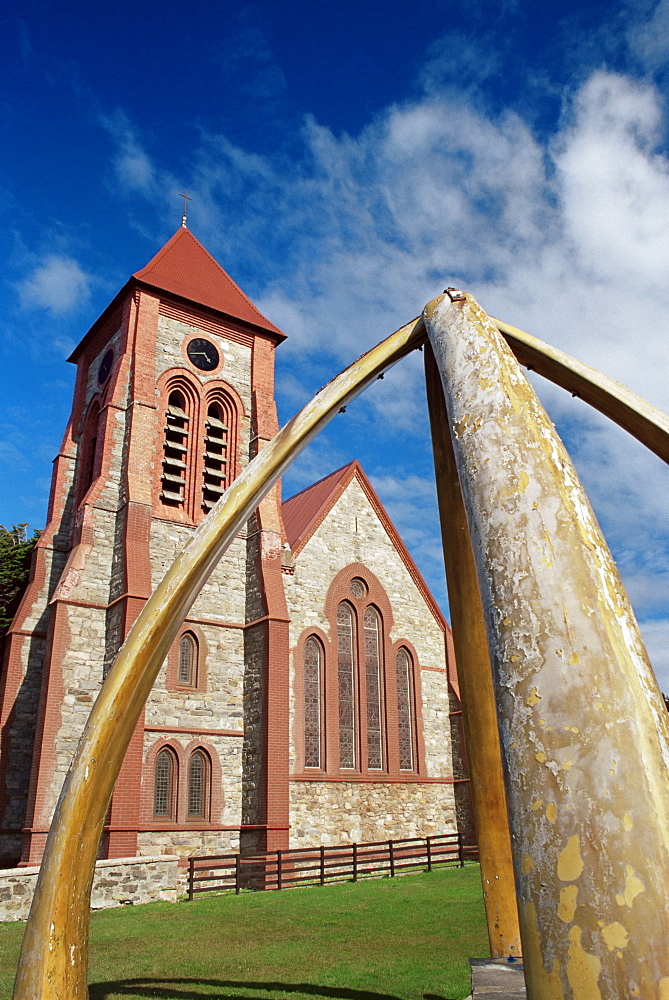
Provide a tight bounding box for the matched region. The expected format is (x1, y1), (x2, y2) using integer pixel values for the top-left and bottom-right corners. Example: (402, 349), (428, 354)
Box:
(178, 632), (198, 687)
(337, 602), (356, 768)
(304, 637), (323, 768)
(364, 607), (384, 769)
(202, 403), (228, 513)
(187, 749), (210, 818)
(153, 747), (177, 819)
(396, 648), (416, 770)
(161, 390), (190, 507)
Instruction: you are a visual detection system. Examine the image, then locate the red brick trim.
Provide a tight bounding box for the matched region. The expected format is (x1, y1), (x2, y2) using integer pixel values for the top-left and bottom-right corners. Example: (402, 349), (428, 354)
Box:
(145, 726), (242, 737)
(290, 775), (461, 784)
(159, 300), (254, 348)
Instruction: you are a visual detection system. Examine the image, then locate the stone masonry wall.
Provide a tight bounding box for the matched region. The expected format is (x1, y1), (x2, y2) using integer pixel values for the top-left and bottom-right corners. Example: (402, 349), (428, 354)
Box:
(290, 781), (457, 847)
(0, 856), (179, 923)
(283, 475), (456, 848)
(284, 476), (452, 776)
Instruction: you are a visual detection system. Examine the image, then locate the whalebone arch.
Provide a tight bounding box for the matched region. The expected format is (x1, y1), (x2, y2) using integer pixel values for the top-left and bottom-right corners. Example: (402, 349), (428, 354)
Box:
(13, 301), (669, 1000)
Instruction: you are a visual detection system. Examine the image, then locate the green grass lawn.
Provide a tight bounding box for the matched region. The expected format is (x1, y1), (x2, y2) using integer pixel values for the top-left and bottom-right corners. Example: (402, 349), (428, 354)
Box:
(0, 866), (488, 1000)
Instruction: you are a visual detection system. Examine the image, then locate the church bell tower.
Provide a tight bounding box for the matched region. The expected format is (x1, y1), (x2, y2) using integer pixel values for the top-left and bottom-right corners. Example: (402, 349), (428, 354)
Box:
(0, 228), (292, 866)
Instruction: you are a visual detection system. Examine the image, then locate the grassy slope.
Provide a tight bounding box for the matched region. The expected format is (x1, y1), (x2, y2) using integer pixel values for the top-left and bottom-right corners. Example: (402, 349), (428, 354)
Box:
(0, 866), (488, 1000)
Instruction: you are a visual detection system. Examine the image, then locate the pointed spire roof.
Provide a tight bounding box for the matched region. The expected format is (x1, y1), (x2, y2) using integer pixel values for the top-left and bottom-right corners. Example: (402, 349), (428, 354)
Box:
(133, 227), (284, 339)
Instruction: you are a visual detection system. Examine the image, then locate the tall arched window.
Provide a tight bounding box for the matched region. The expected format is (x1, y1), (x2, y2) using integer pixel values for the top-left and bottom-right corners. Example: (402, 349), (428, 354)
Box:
(187, 749), (210, 818)
(79, 401), (100, 500)
(178, 632), (198, 687)
(364, 607), (384, 769)
(161, 390), (190, 507)
(396, 648), (416, 770)
(304, 637), (323, 768)
(153, 748), (177, 819)
(337, 602), (356, 768)
(201, 403), (228, 512)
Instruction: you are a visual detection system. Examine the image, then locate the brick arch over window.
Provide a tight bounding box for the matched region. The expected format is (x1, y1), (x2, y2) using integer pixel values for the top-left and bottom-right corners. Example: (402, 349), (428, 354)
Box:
(153, 745), (178, 821)
(166, 623), (208, 692)
(155, 370), (201, 522)
(182, 738), (224, 826)
(293, 563), (426, 779)
(200, 382), (242, 514)
(142, 737), (223, 827)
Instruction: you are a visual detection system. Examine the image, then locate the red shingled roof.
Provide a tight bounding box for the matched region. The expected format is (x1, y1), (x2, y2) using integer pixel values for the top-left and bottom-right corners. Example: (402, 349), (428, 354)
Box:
(133, 227), (284, 339)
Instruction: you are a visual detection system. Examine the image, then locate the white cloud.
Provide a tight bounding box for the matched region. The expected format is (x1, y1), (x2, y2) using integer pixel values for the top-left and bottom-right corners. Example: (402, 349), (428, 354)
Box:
(627, 0), (669, 70)
(99, 110), (158, 194)
(18, 254), (90, 314)
(101, 65), (669, 677)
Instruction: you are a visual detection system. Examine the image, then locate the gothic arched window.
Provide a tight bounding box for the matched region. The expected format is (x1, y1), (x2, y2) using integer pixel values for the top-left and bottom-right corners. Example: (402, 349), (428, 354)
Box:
(178, 632), (198, 687)
(161, 390), (190, 508)
(153, 747), (177, 819)
(364, 607), (384, 769)
(304, 637), (323, 768)
(396, 648), (416, 770)
(187, 749), (210, 819)
(337, 602), (357, 768)
(79, 400), (100, 501)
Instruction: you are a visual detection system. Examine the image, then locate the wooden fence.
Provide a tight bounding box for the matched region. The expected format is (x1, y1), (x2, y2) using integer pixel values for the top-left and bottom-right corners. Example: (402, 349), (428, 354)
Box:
(187, 831), (478, 899)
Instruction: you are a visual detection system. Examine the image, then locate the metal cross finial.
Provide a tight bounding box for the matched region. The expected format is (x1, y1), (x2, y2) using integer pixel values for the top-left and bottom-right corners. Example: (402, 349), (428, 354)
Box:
(179, 190), (192, 228)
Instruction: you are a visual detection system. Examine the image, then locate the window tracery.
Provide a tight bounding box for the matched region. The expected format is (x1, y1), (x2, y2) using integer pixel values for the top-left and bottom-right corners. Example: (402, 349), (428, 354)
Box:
(337, 602), (356, 768)
(396, 647), (416, 770)
(364, 606), (384, 769)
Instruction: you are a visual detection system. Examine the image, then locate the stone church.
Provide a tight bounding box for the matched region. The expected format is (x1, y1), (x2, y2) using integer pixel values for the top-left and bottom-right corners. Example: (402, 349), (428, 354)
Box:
(0, 226), (470, 869)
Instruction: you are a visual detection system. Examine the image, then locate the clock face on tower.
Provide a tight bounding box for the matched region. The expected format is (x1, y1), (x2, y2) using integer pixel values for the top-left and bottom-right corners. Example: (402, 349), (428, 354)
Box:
(187, 338), (220, 372)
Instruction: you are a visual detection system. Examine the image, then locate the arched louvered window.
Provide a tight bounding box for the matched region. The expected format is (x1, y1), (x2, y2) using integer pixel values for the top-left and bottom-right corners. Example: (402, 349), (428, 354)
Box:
(161, 390), (190, 507)
(304, 637), (323, 768)
(187, 749), (209, 818)
(337, 602), (356, 768)
(201, 402), (228, 513)
(396, 648), (416, 770)
(178, 632), (197, 687)
(153, 748), (177, 819)
(364, 607), (384, 769)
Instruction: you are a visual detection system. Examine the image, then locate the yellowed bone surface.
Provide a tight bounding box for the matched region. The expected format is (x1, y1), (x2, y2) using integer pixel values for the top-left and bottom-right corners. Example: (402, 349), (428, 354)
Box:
(424, 292), (669, 1000)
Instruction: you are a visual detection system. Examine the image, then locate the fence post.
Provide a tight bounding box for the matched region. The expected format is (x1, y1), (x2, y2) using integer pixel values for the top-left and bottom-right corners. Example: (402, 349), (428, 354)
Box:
(426, 836), (432, 872)
(458, 831), (464, 868)
(389, 840), (395, 878)
(353, 843), (358, 882)
(235, 853), (241, 894)
(277, 850), (283, 890)
(320, 846), (325, 886)
(188, 857), (194, 901)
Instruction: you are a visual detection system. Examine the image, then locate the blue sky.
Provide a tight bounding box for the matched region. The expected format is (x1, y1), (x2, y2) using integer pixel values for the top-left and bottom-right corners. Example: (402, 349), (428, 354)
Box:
(3, 0), (669, 685)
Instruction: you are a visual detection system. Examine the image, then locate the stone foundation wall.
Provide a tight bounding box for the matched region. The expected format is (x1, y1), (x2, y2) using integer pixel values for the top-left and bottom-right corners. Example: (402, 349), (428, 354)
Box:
(0, 855), (180, 923)
(289, 780), (458, 847)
